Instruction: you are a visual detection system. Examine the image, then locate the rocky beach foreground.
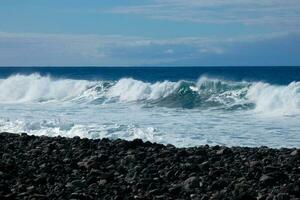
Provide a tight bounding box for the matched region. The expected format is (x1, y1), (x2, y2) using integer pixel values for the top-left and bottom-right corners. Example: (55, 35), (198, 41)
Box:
(0, 132), (299, 200)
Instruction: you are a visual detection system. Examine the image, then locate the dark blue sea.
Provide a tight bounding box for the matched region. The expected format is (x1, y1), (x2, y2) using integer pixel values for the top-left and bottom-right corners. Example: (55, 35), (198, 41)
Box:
(0, 67), (299, 147)
(0, 67), (299, 84)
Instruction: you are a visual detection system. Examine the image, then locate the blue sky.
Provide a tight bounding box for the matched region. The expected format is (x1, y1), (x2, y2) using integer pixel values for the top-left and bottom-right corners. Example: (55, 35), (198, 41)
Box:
(0, 0), (300, 66)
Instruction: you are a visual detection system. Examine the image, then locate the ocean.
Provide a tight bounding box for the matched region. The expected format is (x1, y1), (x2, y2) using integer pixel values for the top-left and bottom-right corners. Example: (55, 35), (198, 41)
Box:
(0, 67), (299, 148)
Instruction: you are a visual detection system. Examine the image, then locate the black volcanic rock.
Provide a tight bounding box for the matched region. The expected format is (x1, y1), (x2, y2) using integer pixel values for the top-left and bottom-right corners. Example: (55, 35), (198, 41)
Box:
(0, 132), (299, 199)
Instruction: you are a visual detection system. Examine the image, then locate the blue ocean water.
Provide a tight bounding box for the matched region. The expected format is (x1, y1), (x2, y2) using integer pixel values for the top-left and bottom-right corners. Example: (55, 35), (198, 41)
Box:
(0, 67), (299, 147)
(0, 67), (299, 84)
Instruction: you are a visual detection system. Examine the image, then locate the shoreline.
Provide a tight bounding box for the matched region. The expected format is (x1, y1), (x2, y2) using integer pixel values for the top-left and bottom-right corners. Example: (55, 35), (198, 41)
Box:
(0, 132), (299, 199)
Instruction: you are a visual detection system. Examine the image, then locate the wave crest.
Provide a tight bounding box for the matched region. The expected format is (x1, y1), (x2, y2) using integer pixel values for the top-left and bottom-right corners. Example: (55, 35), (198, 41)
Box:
(0, 74), (299, 115)
(107, 78), (179, 102)
(0, 74), (95, 103)
(247, 81), (300, 116)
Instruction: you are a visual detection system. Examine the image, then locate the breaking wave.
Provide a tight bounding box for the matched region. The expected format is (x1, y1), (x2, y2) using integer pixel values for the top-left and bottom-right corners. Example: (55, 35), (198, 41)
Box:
(0, 74), (299, 115)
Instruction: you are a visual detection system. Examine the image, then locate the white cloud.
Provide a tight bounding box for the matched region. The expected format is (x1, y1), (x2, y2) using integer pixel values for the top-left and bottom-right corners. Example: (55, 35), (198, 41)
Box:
(164, 49), (174, 54)
(0, 31), (299, 66)
(107, 0), (300, 29)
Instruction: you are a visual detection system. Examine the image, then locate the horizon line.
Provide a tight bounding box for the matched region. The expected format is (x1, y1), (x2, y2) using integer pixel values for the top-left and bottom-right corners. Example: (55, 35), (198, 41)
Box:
(0, 65), (300, 68)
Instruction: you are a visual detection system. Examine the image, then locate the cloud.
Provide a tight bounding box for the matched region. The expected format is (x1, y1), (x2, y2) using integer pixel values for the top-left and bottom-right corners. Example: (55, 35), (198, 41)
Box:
(107, 0), (300, 30)
(0, 31), (299, 66)
(0, 32), (146, 66)
(164, 49), (174, 54)
(176, 34), (300, 66)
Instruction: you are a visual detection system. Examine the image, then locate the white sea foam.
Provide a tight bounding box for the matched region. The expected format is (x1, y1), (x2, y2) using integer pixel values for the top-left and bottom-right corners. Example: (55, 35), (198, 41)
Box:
(0, 74), (299, 148)
(0, 74), (95, 103)
(0, 74), (299, 116)
(247, 81), (300, 116)
(106, 78), (179, 101)
(1, 74), (300, 148)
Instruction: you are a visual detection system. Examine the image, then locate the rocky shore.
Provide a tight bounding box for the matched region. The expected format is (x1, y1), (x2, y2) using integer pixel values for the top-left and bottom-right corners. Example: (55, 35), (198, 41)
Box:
(0, 132), (299, 200)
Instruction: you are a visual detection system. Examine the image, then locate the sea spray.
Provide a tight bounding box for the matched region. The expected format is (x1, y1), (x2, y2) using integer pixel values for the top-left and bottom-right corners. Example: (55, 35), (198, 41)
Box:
(0, 74), (299, 115)
(247, 81), (300, 116)
(0, 73), (299, 148)
(0, 74), (94, 103)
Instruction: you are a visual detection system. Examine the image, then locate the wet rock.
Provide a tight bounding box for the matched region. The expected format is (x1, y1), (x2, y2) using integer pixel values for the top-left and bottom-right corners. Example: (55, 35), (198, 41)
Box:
(0, 132), (299, 199)
(290, 150), (298, 156)
(89, 168), (102, 176)
(216, 147), (233, 155)
(259, 175), (275, 186)
(249, 161), (262, 168)
(233, 183), (256, 200)
(98, 179), (107, 186)
(66, 180), (86, 189)
(184, 176), (199, 190)
(211, 179), (228, 190)
(168, 184), (181, 195)
(275, 193), (290, 200)
(130, 139), (144, 148)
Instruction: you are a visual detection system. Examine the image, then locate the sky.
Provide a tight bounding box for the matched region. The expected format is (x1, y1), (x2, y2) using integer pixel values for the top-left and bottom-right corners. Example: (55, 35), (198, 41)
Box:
(0, 0), (300, 66)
